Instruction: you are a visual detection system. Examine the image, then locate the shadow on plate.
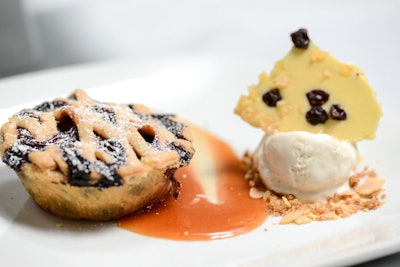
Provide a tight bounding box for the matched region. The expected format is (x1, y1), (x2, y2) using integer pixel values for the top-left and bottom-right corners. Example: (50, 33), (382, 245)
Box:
(0, 167), (112, 234)
(13, 198), (112, 234)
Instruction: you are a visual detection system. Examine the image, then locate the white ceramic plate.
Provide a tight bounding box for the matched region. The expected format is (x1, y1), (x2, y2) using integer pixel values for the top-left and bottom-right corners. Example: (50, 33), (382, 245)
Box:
(0, 58), (399, 267)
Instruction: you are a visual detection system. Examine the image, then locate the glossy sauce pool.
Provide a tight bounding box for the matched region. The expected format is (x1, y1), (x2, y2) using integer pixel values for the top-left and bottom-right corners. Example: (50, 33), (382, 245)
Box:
(117, 126), (269, 241)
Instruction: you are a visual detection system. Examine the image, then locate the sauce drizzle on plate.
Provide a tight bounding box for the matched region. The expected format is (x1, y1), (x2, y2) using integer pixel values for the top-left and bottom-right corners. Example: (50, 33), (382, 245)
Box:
(117, 126), (268, 241)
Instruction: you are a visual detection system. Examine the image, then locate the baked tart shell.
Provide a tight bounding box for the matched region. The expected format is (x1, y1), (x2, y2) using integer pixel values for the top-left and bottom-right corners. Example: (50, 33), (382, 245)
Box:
(0, 89), (194, 221)
(17, 163), (176, 221)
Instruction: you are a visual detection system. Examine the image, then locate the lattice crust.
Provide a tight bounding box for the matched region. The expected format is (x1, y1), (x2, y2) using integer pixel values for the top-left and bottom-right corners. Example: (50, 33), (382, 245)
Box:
(0, 89), (195, 220)
(0, 89), (194, 189)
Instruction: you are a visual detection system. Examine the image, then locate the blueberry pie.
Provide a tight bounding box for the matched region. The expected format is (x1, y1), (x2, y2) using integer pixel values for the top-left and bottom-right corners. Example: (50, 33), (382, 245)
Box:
(0, 89), (195, 221)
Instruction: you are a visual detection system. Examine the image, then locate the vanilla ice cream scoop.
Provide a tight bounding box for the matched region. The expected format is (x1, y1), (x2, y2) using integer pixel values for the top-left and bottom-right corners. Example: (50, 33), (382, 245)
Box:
(255, 131), (358, 202)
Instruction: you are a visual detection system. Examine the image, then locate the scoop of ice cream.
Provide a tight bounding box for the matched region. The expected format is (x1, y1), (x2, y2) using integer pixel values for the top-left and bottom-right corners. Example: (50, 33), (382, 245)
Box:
(255, 131), (358, 202)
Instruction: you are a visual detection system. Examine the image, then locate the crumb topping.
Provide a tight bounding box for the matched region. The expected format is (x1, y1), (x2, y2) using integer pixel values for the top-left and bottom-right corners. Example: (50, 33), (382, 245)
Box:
(243, 152), (385, 224)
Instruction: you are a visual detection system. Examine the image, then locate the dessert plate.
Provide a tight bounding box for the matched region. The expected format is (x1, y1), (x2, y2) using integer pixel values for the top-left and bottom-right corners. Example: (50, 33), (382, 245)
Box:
(0, 58), (399, 267)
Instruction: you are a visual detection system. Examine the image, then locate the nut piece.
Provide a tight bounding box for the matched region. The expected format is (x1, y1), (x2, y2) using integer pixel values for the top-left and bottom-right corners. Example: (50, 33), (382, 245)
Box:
(355, 177), (385, 195)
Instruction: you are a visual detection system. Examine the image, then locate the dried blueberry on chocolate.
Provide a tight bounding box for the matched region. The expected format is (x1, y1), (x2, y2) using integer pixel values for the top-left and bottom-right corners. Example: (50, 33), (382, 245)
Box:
(330, 104), (347, 120)
(306, 89), (330, 106)
(306, 106), (329, 125)
(262, 88), (282, 107)
(290, 28), (310, 49)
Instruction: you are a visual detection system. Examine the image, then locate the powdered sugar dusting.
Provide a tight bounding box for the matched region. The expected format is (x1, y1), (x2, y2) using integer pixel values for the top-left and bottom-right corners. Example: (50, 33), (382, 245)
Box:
(1, 89), (194, 189)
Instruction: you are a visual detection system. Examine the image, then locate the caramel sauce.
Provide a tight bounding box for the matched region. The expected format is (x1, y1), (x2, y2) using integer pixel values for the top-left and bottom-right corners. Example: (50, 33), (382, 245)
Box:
(117, 127), (268, 241)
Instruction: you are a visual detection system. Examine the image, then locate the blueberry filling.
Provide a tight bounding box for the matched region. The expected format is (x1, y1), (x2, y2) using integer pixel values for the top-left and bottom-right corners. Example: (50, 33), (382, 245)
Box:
(138, 125), (156, 143)
(62, 144), (92, 187)
(63, 137), (125, 188)
(128, 105), (192, 161)
(168, 141), (192, 165)
(128, 105), (186, 140)
(130, 111), (186, 141)
(3, 116), (125, 189)
(95, 139), (126, 187)
(3, 128), (39, 172)
(150, 114), (186, 140)
(2, 125), (79, 172)
(15, 111), (40, 120)
(33, 100), (68, 112)
(3, 99), (192, 189)
(90, 105), (117, 124)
